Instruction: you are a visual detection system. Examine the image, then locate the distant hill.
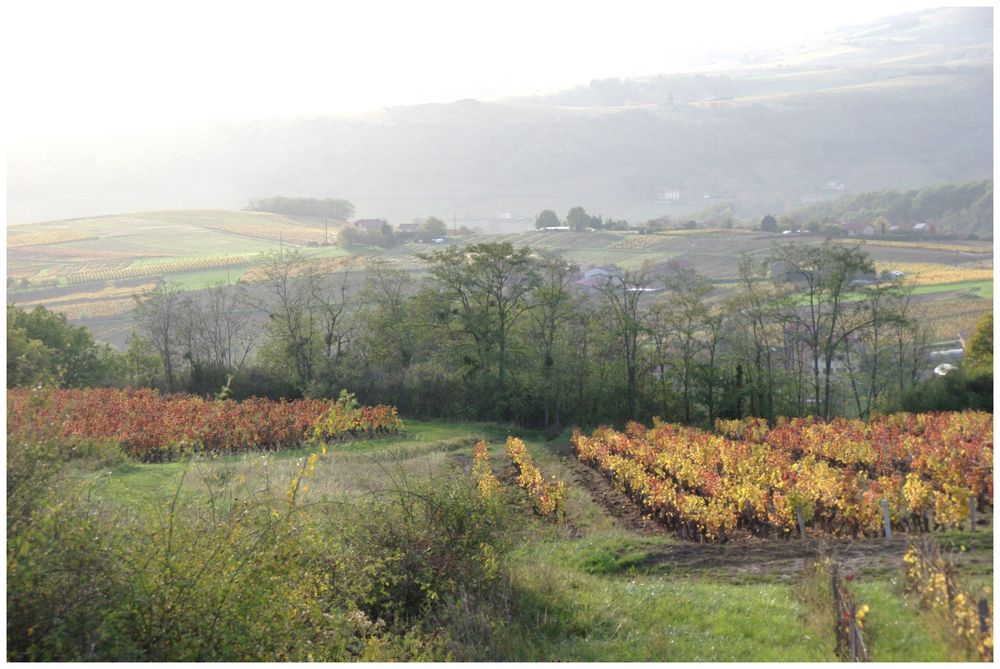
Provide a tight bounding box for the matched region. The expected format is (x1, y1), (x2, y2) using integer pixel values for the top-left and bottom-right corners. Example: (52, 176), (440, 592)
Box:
(7, 7), (992, 226)
(784, 179), (993, 236)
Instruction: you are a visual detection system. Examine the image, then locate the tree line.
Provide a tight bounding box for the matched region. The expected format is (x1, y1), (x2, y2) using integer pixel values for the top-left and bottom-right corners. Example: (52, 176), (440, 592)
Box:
(535, 207), (630, 231)
(786, 179), (993, 237)
(247, 196), (356, 220)
(10, 242), (992, 428)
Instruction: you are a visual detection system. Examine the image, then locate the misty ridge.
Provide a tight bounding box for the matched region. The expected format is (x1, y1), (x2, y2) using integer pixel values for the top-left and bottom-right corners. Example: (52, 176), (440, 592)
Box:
(6, 6), (992, 228)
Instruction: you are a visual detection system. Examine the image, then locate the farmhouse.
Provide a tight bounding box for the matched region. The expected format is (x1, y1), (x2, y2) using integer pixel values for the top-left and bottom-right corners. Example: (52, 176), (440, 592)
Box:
(354, 218), (384, 232)
(888, 222), (937, 236)
(580, 266), (616, 281)
(841, 222), (875, 237)
(657, 187), (682, 202)
(397, 223), (421, 233)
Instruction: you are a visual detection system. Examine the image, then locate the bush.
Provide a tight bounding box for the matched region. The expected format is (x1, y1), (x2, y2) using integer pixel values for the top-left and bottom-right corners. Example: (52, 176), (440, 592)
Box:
(888, 370), (992, 413)
(6, 440), (511, 661)
(339, 474), (511, 628)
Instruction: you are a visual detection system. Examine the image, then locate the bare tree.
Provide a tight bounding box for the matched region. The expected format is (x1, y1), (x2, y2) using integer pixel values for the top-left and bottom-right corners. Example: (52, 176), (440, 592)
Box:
(176, 282), (258, 376)
(771, 242), (877, 419)
(255, 250), (321, 389)
(659, 265), (713, 424)
(841, 280), (910, 418)
(597, 266), (652, 420)
(528, 252), (579, 431)
(133, 280), (184, 391)
(729, 254), (794, 422)
(310, 269), (355, 372)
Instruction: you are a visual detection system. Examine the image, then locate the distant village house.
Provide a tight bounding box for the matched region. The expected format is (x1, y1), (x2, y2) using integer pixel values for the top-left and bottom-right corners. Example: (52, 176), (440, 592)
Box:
(841, 222), (875, 237)
(354, 218), (384, 232)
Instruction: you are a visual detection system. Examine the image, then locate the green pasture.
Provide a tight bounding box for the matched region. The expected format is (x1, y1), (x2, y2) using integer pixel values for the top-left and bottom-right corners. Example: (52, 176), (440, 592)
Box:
(911, 280), (993, 298)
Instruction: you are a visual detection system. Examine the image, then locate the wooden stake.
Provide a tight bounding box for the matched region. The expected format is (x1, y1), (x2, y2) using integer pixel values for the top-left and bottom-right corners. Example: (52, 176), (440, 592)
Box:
(881, 499), (892, 539)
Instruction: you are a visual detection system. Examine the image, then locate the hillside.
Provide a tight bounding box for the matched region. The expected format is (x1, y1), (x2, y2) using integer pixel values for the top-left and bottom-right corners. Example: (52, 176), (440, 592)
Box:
(6, 207), (992, 352)
(6, 7), (992, 226)
(784, 179), (993, 236)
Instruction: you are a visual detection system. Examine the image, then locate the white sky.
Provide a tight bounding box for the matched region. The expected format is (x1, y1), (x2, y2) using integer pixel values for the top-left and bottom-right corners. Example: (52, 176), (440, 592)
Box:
(2, 0), (968, 141)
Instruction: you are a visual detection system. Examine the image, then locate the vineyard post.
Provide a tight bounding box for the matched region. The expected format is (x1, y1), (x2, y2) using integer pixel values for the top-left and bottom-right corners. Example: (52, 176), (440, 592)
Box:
(979, 599), (990, 634)
(849, 601), (858, 661)
(832, 564), (843, 655)
(969, 496), (977, 532)
(796, 509), (807, 539)
(881, 499), (892, 539)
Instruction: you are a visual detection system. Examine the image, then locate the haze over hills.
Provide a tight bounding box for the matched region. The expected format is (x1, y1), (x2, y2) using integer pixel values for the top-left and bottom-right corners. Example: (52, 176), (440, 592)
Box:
(6, 6), (991, 227)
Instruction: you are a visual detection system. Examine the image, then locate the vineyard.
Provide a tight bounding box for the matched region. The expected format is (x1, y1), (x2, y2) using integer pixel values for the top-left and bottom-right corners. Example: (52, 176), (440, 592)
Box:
(916, 297), (994, 339)
(506, 436), (567, 518)
(874, 261), (993, 286)
(16, 281), (159, 309)
(607, 229), (732, 250)
(573, 412), (992, 541)
(239, 254), (364, 282)
(7, 388), (402, 461)
(10, 275), (164, 319)
(843, 239), (993, 254)
(608, 235), (670, 250)
(7, 229), (96, 248)
(65, 255), (253, 284)
(205, 222), (330, 246)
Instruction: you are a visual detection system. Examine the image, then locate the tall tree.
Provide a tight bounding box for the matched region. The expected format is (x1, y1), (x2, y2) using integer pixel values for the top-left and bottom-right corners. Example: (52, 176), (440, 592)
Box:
(597, 267), (652, 420)
(658, 265), (713, 424)
(566, 206), (593, 232)
(770, 242), (876, 419)
(422, 216), (448, 238)
(840, 280), (909, 418)
(419, 242), (541, 418)
(528, 253), (579, 430)
(729, 254), (793, 422)
(535, 209), (560, 229)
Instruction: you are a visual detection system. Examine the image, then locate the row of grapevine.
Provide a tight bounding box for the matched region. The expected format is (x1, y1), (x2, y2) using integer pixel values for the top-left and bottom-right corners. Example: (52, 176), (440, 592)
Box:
(8, 388), (402, 461)
(903, 539), (993, 661)
(311, 402), (402, 441)
(472, 440), (503, 499)
(505, 437), (567, 518)
(574, 412), (992, 540)
(66, 255), (251, 284)
(574, 426), (727, 540)
(715, 413), (993, 506)
(7, 230), (95, 247)
(206, 223), (326, 245)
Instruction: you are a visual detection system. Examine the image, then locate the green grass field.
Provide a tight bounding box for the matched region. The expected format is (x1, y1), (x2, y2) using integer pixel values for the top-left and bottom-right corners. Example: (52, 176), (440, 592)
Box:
(912, 280), (993, 298)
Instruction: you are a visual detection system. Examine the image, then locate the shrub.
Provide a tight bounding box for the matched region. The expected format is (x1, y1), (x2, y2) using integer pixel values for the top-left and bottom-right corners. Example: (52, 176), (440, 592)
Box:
(7, 440), (510, 661)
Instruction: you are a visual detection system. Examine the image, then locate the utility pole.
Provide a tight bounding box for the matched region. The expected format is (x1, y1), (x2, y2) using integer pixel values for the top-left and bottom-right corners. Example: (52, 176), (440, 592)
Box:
(453, 210), (457, 234)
